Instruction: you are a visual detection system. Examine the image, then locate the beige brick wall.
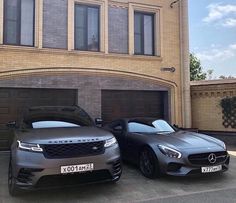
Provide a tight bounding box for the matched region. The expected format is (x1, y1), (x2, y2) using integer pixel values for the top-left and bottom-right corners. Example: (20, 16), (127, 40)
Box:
(191, 80), (236, 132)
(0, 0), (184, 125)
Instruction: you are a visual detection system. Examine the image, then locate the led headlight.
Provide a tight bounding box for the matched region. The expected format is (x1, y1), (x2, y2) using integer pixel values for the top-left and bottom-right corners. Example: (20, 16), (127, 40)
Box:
(158, 145), (182, 159)
(222, 142), (227, 150)
(104, 137), (117, 148)
(17, 141), (43, 152)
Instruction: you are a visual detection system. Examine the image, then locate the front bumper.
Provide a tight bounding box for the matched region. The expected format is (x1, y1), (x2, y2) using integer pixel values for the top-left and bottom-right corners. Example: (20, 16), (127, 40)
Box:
(12, 144), (121, 189)
(157, 150), (230, 176)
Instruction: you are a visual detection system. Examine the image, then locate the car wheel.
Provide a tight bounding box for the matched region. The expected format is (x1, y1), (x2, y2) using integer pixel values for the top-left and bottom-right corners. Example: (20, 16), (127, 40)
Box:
(8, 161), (20, 196)
(139, 147), (160, 179)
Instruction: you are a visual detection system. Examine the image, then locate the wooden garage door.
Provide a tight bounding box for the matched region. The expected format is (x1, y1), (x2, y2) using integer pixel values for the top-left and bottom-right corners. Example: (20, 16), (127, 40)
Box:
(102, 90), (166, 123)
(0, 88), (77, 151)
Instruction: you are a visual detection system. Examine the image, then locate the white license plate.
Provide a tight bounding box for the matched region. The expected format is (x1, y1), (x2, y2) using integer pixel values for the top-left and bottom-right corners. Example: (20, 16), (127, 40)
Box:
(201, 165), (222, 173)
(61, 163), (94, 174)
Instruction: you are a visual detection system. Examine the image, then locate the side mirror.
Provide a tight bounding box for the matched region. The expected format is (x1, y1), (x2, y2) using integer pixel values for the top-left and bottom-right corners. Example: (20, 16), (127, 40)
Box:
(173, 124), (181, 131)
(6, 121), (17, 129)
(173, 124), (179, 129)
(95, 118), (103, 127)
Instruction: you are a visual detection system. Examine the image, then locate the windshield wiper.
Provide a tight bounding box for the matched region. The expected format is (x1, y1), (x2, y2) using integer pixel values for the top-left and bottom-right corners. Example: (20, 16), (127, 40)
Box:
(132, 131), (173, 134)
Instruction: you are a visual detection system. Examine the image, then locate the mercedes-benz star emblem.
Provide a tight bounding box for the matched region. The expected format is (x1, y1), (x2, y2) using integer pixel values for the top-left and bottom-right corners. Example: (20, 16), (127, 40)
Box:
(208, 153), (217, 164)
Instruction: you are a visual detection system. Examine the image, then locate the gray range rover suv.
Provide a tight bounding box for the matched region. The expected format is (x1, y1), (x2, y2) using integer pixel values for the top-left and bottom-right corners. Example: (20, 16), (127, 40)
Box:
(8, 106), (121, 196)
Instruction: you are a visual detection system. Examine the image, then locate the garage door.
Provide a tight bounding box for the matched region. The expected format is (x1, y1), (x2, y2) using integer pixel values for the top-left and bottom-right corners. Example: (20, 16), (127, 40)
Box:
(102, 90), (168, 123)
(0, 88), (77, 150)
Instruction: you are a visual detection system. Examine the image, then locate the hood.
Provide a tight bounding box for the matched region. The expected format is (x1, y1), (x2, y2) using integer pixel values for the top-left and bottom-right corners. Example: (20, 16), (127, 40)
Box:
(140, 131), (225, 150)
(16, 127), (113, 144)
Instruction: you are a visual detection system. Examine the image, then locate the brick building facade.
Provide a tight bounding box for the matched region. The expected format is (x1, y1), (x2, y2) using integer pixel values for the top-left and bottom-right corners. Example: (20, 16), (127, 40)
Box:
(0, 0), (190, 150)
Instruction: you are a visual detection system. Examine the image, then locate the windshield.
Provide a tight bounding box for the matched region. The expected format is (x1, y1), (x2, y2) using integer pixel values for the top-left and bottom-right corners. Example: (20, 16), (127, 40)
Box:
(128, 119), (175, 134)
(32, 121), (80, 129)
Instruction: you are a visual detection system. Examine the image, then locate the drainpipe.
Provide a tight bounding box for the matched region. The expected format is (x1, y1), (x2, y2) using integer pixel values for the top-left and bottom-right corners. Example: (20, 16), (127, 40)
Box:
(180, 0), (192, 128)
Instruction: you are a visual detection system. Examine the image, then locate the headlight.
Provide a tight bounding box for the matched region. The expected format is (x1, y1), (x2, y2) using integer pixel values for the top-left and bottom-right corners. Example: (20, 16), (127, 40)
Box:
(17, 141), (43, 152)
(223, 142), (227, 150)
(158, 145), (182, 159)
(104, 137), (117, 148)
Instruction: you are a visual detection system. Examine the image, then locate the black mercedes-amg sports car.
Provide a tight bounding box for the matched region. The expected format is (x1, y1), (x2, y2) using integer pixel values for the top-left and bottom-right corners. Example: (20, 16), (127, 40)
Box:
(104, 118), (230, 179)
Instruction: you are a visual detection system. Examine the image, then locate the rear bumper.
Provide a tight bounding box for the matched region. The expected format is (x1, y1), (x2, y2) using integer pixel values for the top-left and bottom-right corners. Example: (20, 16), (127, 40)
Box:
(11, 144), (121, 189)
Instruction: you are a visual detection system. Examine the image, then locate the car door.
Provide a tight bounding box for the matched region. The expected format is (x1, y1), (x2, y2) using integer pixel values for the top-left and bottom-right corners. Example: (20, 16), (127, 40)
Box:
(108, 120), (127, 156)
(125, 132), (141, 163)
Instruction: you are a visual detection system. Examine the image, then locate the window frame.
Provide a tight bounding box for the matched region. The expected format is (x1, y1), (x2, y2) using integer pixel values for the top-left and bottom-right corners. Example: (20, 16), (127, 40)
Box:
(129, 3), (162, 57)
(134, 11), (155, 56)
(3, 0), (36, 47)
(74, 3), (100, 52)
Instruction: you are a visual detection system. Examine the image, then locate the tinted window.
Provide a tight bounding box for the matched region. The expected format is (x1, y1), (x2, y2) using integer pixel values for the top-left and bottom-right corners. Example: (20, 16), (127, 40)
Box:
(128, 120), (174, 133)
(32, 121), (80, 129)
(4, 0), (35, 46)
(20, 0), (34, 46)
(134, 12), (154, 55)
(75, 4), (99, 51)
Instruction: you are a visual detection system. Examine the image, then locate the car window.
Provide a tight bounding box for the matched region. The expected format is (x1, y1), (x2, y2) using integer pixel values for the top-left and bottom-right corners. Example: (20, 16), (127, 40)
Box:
(128, 120), (175, 134)
(152, 120), (175, 132)
(32, 121), (80, 129)
(129, 122), (157, 133)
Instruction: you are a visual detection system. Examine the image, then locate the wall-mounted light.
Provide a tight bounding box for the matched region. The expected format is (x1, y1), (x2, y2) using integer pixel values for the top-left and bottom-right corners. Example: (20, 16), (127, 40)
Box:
(161, 67), (176, 73)
(170, 0), (180, 8)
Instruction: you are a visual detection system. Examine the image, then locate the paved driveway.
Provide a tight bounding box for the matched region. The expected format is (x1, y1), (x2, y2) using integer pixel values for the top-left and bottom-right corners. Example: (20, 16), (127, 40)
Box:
(0, 151), (236, 203)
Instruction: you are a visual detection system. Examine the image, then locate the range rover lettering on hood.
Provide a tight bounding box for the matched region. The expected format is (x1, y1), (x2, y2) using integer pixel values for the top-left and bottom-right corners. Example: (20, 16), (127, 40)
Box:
(48, 138), (101, 144)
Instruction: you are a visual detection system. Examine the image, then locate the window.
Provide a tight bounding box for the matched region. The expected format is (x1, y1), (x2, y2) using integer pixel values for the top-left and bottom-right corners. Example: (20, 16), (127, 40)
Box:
(32, 121), (80, 129)
(134, 12), (154, 55)
(3, 0), (35, 46)
(128, 120), (174, 134)
(74, 4), (99, 51)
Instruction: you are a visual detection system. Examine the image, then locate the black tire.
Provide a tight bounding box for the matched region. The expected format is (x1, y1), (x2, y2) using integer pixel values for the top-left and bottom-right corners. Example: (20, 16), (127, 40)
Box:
(8, 161), (21, 196)
(139, 147), (160, 179)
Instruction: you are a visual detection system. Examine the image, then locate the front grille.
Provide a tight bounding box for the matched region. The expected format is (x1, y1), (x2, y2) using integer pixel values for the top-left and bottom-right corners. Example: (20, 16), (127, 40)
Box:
(36, 170), (112, 188)
(188, 151), (228, 166)
(42, 141), (105, 159)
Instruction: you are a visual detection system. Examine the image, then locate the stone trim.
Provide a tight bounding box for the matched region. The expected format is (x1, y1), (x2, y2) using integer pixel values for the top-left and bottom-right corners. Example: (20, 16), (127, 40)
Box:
(191, 79), (236, 86)
(0, 44), (164, 61)
(35, 0), (43, 48)
(0, 0), (3, 45)
(108, 1), (128, 8)
(191, 90), (236, 98)
(180, 0), (191, 128)
(0, 67), (178, 88)
(191, 83), (236, 92)
(128, 2), (162, 57)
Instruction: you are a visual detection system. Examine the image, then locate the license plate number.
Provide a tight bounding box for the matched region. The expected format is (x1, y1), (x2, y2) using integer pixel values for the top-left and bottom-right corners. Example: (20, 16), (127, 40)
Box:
(61, 163), (94, 174)
(201, 165), (222, 173)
